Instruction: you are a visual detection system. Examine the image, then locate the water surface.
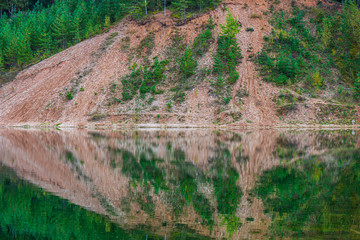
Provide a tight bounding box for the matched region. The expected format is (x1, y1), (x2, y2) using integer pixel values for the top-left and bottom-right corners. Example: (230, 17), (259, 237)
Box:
(0, 128), (359, 239)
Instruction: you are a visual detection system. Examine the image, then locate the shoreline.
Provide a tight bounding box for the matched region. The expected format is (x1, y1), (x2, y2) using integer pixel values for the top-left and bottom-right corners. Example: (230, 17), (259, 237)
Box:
(0, 122), (359, 130)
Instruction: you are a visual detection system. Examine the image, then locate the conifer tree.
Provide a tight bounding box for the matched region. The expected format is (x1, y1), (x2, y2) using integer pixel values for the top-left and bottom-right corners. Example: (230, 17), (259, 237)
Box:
(51, 3), (72, 49)
(172, 0), (189, 20)
(180, 47), (197, 78)
(39, 30), (53, 54)
(220, 10), (241, 38)
(72, 0), (86, 43)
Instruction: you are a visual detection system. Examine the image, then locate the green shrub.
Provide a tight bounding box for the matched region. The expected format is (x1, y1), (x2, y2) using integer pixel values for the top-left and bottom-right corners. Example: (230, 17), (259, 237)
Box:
(193, 28), (213, 56)
(180, 47), (197, 78)
(220, 10), (241, 38)
(122, 67), (143, 101)
(211, 10), (242, 105)
(214, 36), (241, 74)
(246, 28), (254, 32)
(311, 70), (323, 88)
(66, 91), (73, 100)
(122, 57), (167, 101)
(223, 96), (232, 104)
(228, 69), (239, 84)
(193, 17), (215, 57)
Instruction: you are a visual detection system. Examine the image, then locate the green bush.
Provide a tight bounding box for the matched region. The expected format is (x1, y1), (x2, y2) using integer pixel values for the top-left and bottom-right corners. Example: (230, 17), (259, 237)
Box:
(66, 91), (73, 100)
(122, 57), (167, 101)
(193, 28), (213, 56)
(180, 47), (197, 78)
(228, 69), (239, 84)
(193, 17), (215, 56)
(220, 10), (241, 38)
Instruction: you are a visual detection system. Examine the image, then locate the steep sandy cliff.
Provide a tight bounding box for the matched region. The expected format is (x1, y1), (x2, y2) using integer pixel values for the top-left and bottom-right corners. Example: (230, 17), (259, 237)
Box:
(1, 0), (355, 127)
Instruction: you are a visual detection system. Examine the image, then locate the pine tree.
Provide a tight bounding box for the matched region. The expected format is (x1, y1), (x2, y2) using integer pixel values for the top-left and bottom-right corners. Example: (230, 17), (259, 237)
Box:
(220, 10), (241, 38)
(51, 3), (73, 49)
(72, 0), (86, 43)
(213, 53), (223, 74)
(180, 47), (197, 78)
(4, 31), (32, 68)
(172, 0), (189, 20)
(39, 30), (53, 54)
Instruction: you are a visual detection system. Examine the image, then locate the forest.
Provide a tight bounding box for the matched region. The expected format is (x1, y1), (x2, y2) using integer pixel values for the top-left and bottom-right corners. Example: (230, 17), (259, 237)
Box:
(0, 0), (220, 72)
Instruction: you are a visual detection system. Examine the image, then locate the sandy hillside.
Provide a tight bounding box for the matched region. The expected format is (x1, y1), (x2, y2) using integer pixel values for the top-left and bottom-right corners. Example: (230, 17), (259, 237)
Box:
(1, 0), (353, 127)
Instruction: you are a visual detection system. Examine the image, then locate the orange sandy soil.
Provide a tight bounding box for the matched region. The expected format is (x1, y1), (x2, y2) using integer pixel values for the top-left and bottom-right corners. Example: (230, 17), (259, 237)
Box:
(0, 0), (358, 128)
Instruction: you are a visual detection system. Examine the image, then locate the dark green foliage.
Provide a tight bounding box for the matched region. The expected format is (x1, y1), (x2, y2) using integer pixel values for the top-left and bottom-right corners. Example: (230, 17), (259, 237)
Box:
(213, 11), (241, 78)
(169, 19), (214, 103)
(193, 17), (215, 56)
(122, 66), (143, 101)
(214, 36), (241, 75)
(0, 168), (150, 239)
(0, 0), (126, 71)
(121, 57), (167, 101)
(323, 2), (360, 84)
(66, 91), (73, 100)
(254, 148), (360, 238)
(193, 28), (213, 56)
(212, 11), (241, 104)
(228, 69), (239, 84)
(256, 4), (360, 99)
(0, 0), (221, 74)
(179, 47), (197, 78)
(245, 27), (254, 32)
(212, 150), (242, 215)
(171, 0), (221, 20)
(256, 9), (326, 86)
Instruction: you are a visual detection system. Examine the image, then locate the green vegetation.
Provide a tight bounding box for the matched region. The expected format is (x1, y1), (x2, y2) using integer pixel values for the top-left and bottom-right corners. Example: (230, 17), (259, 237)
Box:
(0, 167), (145, 239)
(121, 57), (167, 101)
(169, 18), (215, 103)
(256, 3), (360, 101)
(212, 10), (242, 104)
(354, 72), (360, 99)
(0, 0), (221, 75)
(0, 166), (212, 239)
(107, 140), (244, 235)
(193, 17), (215, 56)
(179, 47), (197, 78)
(0, 0), (126, 72)
(66, 90), (73, 100)
(254, 148), (360, 238)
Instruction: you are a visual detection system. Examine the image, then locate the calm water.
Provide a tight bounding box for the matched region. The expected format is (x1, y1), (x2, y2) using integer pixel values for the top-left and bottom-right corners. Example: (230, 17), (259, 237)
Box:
(0, 128), (359, 239)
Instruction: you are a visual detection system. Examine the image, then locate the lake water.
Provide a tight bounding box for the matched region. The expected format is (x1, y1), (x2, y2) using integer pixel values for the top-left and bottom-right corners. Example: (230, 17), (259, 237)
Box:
(0, 128), (359, 239)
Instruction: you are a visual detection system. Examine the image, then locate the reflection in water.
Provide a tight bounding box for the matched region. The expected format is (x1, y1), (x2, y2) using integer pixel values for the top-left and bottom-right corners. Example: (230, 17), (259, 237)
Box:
(0, 129), (359, 239)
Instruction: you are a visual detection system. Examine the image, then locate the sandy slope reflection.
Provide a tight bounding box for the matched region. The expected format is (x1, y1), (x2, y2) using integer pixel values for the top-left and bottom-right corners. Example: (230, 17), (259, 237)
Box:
(0, 128), (359, 239)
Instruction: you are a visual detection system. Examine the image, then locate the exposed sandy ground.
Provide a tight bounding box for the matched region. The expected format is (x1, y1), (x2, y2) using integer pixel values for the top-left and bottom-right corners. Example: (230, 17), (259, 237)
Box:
(0, 0), (358, 127)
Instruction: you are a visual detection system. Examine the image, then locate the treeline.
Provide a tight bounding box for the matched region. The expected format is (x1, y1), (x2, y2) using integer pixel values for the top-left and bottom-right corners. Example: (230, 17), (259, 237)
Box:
(0, 0), (220, 72)
(0, 0), (54, 17)
(0, 0), (126, 71)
